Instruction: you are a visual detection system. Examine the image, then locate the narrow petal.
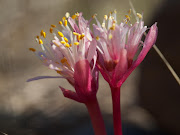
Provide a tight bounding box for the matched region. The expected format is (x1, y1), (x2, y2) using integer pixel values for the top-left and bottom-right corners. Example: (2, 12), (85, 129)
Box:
(27, 76), (64, 82)
(59, 86), (82, 102)
(114, 49), (128, 85)
(117, 23), (158, 86)
(87, 39), (97, 62)
(74, 60), (92, 97)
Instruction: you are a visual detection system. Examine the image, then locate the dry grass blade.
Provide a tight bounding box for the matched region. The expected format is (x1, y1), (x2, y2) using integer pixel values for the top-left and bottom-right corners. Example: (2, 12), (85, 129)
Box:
(152, 44), (180, 85)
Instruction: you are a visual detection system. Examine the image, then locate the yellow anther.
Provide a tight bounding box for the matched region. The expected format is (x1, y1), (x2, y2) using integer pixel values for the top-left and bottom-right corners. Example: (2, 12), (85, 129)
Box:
(65, 43), (70, 48)
(72, 15), (76, 19)
(62, 16), (66, 21)
(102, 23), (105, 28)
(114, 9), (117, 14)
(74, 42), (79, 45)
(60, 41), (66, 44)
(75, 12), (79, 17)
(92, 14), (97, 19)
(51, 24), (56, 28)
(96, 36), (100, 40)
(56, 70), (62, 74)
(53, 42), (60, 47)
(108, 34), (113, 40)
(40, 30), (44, 36)
(59, 21), (63, 25)
(77, 34), (81, 40)
(42, 32), (46, 38)
(69, 43), (72, 47)
(58, 31), (64, 37)
(65, 12), (70, 18)
(29, 48), (36, 52)
(80, 34), (85, 39)
(39, 39), (43, 44)
(128, 9), (132, 15)
(73, 32), (80, 36)
(64, 37), (69, 43)
(64, 20), (68, 27)
(104, 15), (108, 20)
(110, 24), (115, 30)
(125, 15), (130, 21)
(113, 20), (117, 23)
(36, 36), (40, 39)
(50, 27), (53, 33)
(137, 13), (142, 19)
(61, 57), (67, 63)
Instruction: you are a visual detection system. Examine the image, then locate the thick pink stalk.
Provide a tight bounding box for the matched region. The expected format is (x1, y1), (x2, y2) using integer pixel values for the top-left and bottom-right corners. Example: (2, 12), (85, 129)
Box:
(85, 98), (107, 135)
(110, 86), (123, 135)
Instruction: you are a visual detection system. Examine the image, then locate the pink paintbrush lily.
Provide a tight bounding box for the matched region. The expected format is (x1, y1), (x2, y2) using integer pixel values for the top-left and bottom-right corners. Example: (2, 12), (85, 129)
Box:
(93, 10), (158, 87)
(28, 12), (98, 103)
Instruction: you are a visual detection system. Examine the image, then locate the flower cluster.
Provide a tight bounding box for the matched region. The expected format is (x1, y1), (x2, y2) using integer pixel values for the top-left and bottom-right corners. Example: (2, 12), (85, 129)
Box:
(93, 10), (157, 87)
(29, 12), (98, 103)
(28, 9), (158, 135)
(28, 10), (157, 102)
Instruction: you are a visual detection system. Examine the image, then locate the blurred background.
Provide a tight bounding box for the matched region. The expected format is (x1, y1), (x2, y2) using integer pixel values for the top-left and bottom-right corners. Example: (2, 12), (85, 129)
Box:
(0, 0), (179, 134)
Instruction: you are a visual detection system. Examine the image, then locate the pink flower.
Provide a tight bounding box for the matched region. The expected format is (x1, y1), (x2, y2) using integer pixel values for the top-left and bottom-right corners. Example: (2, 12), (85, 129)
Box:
(93, 10), (158, 87)
(28, 13), (98, 103)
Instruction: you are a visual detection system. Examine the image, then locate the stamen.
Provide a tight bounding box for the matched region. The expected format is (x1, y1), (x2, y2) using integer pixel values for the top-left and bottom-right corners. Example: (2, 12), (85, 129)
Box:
(65, 43), (70, 48)
(64, 20), (68, 26)
(128, 9), (132, 15)
(58, 32), (64, 37)
(36, 36), (40, 39)
(92, 14), (97, 19)
(73, 32), (80, 36)
(53, 41), (60, 47)
(42, 32), (46, 38)
(125, 15), (130, 21)
(50, 28), (53, 33)
(108, 34), (113, 40)
(61, 57), (67, 63)
(114, 9), (117, 14)
(104, 15), (108, 20)
(75, 12), (79, 17)
(80, 34), (85, 39)
(29, 48), (36, 52)
(110, 23), (116, 30)
(64, 37), (69, 43)
(102, 23), (105, 28)
(51, 24), (56, 28)
(65, 12), (70, 18)
(96, 36), (100, 40)
(72, 15), (76, 19)
(59, 21), (63, 25)
(62, 17), (66, 21)
(74, 42), (79, 45)
(39, 39), (43, 44)
(137, 13), (142, 19)
(56, 70), (62, 74)
(40, 30), (44, 36)
(60, 41), (66, 44)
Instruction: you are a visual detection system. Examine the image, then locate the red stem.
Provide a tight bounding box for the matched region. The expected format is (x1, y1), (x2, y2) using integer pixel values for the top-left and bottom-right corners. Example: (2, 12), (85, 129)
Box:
(110, 86), (123, 135)
(85, 98), (107, 135)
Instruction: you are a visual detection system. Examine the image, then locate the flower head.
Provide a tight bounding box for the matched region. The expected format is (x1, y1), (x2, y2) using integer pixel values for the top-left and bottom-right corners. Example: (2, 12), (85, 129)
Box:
(93, 10), (158, 87)
(28, 12), (98, 103)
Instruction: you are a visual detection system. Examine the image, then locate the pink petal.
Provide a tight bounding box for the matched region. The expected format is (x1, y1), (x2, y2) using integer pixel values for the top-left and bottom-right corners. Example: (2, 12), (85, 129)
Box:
(74, 60), (92, 97)
(68, 17), (80, 33)
(113, 49), (128, 85)
(117, 23), (158, 87)
(87, 39), (97, 62)
(59, 86), (82, 102)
